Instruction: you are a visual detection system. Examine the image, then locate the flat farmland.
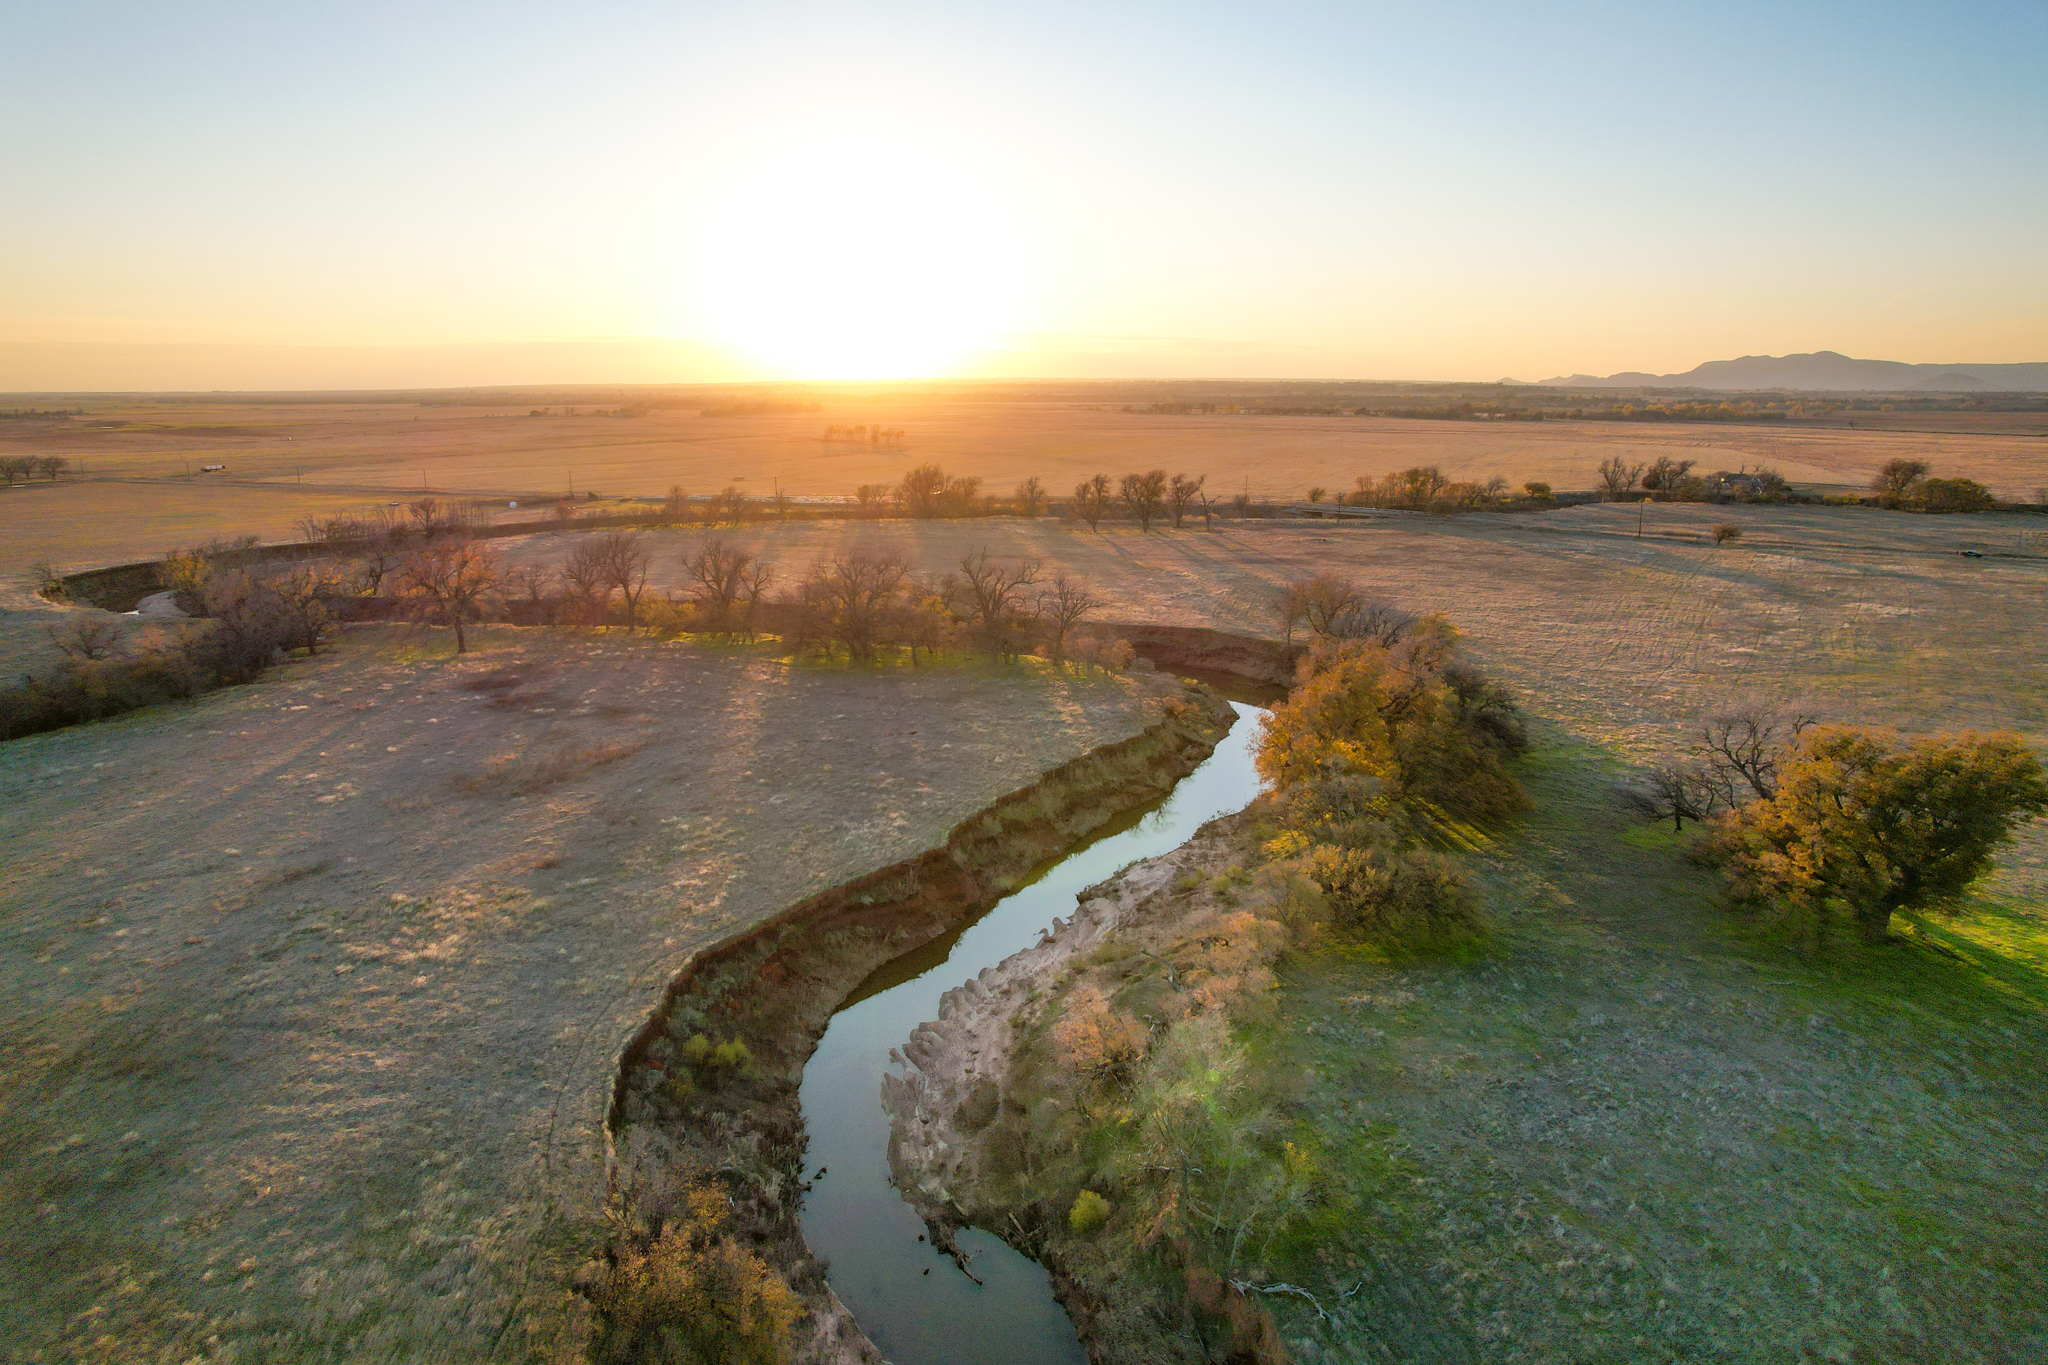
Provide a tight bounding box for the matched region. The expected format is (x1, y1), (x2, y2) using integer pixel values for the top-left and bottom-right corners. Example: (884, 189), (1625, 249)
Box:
(5, 395), (2046, 574)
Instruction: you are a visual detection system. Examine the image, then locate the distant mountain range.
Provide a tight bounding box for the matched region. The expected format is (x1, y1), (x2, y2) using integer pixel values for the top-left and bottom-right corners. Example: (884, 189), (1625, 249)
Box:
(1543, 350), (2048, 393)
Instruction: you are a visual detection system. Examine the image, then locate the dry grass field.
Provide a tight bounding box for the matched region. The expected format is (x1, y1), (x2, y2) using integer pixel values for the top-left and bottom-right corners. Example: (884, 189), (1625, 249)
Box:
(5, 392), (2044, 573)
(3, 496), (2044, 1361)
(0, 625), (1160, 1364)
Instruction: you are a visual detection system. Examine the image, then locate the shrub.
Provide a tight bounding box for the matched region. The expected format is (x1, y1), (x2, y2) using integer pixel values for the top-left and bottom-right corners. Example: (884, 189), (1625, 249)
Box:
(1068, 1189), (1112, 1236)
(1712, 523), (1742, 545)
(1256, 624), (1526, 824)
(591, 1183), (802, 1365)
(1911, 477), (1996, 513)
(1304, 839), (1483, 943)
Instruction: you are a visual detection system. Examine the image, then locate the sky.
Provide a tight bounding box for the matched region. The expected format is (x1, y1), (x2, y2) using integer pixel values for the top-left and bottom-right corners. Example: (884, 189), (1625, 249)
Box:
(3, 0), (2045, 389)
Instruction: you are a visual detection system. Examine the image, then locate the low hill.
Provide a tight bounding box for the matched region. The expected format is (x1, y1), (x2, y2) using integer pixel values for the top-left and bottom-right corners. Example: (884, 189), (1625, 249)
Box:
(1547, 350), (2048, 392)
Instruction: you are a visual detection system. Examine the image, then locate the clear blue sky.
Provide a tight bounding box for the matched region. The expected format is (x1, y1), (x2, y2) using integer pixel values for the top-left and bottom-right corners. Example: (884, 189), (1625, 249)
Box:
(4, 1), (2044, 386)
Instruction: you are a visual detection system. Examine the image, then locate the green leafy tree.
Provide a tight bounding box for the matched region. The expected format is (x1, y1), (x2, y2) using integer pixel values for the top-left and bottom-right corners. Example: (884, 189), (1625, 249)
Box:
(1704, 728), (2048, 940)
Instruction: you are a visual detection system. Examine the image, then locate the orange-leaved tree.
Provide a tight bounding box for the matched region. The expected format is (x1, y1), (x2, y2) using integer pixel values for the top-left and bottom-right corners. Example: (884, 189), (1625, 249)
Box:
(1702, 727), (2048, 940)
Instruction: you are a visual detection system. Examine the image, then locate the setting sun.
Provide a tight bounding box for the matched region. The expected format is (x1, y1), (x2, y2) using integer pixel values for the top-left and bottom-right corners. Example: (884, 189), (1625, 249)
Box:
(690, 143), (1023, 380)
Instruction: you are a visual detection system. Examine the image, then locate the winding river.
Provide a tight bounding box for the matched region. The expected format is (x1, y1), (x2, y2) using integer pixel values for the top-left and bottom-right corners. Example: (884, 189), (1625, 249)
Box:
(798, 697), (1271, 1365)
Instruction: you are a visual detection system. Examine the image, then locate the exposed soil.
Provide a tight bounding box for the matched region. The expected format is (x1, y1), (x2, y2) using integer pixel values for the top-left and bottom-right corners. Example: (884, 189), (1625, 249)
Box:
(0, 624), (1164, 1364)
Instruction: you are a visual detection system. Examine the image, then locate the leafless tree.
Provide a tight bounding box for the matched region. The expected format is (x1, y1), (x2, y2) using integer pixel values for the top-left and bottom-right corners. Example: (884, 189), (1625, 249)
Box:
(956, 546), (1041, 661)
(1697, 703), (1816, 802)
(269, 562), (348, 654)
(899, 463), (948, 518)
(1712, 523), (1742, 545)
(1120, 469), (1168, 530)
(1072, 474), (1112, 531)
(664, 484), (689, 518)
(1166, 472), (1206, 529)
(49, 614), (124, 661)
(679, 534), (767, 634)
(502, 563), (556, 623)
(35, 455), (68, 481)
(854, 483), (890, 517)
(398, 537), (501, 653)
(409, 497), (445, 536)
(1276, 573), (1413, 647)
(1015, 476), (1047, 518)
(1622, 763), (1720, 831)
(1871, 458), (1930, 505)
(1231, 491), (1253, 519)
(560, 538), (615, 625)
(796, 547), (910, 662)
(587, 531), (653, 629)
(1037, 573), (1100, 665)
(1197, 489), (1217, 528)
(1596, 456), (1645, 502)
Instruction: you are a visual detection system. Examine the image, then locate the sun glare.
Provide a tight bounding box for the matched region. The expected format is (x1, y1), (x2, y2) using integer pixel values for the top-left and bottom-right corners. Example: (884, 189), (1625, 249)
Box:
(691, 143), (1022, 380)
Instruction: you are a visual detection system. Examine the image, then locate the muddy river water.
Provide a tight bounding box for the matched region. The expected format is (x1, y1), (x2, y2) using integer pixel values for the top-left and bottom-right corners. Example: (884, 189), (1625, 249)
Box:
(798, 699), (1270, 1365)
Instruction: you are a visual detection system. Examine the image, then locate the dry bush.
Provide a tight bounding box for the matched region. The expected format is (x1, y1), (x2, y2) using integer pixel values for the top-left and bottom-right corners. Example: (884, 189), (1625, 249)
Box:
(591, 1183), (802, 1365)
(1052, 983), (1149, 1091)
(1258, 621), (1526, 824)
(1712, 522), (1742, 545)
(1303, 839), (1482, 944)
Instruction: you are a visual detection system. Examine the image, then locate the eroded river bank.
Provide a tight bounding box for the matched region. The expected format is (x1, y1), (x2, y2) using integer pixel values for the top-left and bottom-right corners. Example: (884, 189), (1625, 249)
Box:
(601, 674), (1248, 1361)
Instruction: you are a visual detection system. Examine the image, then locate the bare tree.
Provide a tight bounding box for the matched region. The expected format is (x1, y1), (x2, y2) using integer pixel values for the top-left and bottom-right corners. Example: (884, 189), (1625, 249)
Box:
(36, 455), (68, 481)
(796, 547), (910, 662)
(409, 497), (444, 536)
(398, 538), (501, 653)
(269, 562), (348, 655)
(1037, 573), (1100, 665)
(49, 614), (124, 662)
(1072, 474), (1112, 531)
(1166, 473), (1206, 528)
(1697, 703), (1816, 802)
(1276, 573), (1412, 647)
(346, 528), (406, 597)
(1231, 491), (1253, 519)
(592, 530), (653, 629)
(1596, 456), (1645, 502)
(899, 464), (948, 518)
(1711, 523), (1742, 545)
(854, 483), (890, 517)
(664, 484), (689, 518)
(955, 546), (1041, 661)
(1622, 763), (1720, 831)
(680, 534), (769, 635)
(502, 563), (556, 623)
(560, 538), (615, 625)
(1120, 469), (1168, 530)
(1871, 458), (1930, 506)
(1015, 476), (1047, 518)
